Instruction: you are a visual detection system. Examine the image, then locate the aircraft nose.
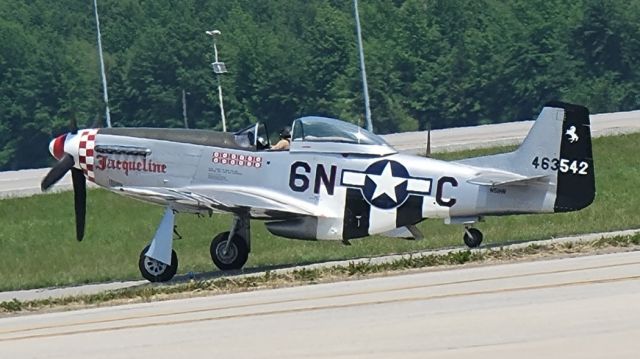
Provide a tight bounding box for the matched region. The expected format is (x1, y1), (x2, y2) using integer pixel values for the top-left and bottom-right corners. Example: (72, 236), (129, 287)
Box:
(49, 134), (68, 160)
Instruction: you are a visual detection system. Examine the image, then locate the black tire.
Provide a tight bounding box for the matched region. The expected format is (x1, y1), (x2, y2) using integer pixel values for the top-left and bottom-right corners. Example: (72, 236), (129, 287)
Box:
(463, 228), (483, 248)
(138, 245), (178, 282)
(210, 231), (249, 271)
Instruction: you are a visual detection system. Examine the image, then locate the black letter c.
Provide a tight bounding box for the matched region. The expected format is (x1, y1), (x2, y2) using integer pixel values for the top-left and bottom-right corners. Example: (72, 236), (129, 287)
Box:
(436, 176), (458, 207)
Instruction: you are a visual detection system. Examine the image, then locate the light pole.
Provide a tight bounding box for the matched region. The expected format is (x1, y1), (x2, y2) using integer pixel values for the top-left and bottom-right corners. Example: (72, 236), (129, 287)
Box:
(206, 30), (228, 132)
(182, 89), (189, 129)
(354, 0), (373, 133)
(93, 0), (111, 127)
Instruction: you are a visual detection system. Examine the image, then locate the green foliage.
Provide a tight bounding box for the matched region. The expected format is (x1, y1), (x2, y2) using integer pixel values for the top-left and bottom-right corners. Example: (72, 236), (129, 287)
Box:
(0, 298), (22, 312)
(1, 0), (640, 170)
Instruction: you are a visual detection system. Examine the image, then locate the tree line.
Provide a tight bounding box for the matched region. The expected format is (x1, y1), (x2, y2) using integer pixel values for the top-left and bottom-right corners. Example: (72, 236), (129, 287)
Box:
(1, 0), (638, 170)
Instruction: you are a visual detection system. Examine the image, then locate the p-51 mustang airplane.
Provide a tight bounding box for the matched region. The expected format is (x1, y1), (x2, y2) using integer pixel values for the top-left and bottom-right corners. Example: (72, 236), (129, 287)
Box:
(42, 101), (594, 282)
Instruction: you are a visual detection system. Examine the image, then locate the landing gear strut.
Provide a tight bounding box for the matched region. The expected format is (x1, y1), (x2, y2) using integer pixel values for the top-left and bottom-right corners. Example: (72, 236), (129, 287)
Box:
(138, 245), (178, 282)
(138, 208), (179, 282)
(210, 213), (251, 271)
(463, 227), (483, 248)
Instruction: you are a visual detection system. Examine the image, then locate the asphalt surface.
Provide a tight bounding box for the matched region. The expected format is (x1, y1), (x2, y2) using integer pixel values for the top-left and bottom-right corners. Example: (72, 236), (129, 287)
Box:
(385, 108), (640, 154)
(2, 109), (639, 198)
(2, 251), (639, 358)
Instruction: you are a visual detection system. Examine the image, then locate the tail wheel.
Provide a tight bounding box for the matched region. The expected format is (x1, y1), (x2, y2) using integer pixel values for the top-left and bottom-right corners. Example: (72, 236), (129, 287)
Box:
(138, 245), (178, 282)
(463, 228), (483, 248)
(210, 231), (249, 271)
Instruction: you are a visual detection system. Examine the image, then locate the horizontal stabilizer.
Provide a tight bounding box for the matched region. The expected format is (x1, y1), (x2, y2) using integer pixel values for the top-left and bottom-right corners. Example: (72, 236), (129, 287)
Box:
(468, 172), (549, 187)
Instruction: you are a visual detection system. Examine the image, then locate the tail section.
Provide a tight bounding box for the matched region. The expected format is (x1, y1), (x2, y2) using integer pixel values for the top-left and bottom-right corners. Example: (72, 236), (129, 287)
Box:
(460, 101), (595, 212)
(554, 102), (594, 211)
(516, 102), (594, 211)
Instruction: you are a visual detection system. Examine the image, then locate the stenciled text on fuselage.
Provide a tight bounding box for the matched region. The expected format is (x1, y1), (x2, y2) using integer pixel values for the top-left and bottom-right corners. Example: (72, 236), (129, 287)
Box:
(96, 155), (167, 175)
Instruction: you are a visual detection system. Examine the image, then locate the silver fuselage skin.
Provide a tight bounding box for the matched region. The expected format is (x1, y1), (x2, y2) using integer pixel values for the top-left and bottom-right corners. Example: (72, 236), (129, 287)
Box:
(57, 102), (594, 241)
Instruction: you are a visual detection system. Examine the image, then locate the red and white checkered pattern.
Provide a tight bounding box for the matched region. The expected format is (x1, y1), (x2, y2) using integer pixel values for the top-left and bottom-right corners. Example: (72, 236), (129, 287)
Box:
(212, 151), (262, 168)
(78, 129), (98, 182)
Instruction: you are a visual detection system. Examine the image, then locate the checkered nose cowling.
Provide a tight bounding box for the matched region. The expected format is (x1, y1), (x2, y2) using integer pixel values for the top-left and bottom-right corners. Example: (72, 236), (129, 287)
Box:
(48, 129), (99, 183)
(75, 129), (98, 182)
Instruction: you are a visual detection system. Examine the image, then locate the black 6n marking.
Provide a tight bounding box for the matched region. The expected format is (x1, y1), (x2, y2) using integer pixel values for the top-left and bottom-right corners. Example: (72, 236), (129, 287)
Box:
(289, 162), (337, 195)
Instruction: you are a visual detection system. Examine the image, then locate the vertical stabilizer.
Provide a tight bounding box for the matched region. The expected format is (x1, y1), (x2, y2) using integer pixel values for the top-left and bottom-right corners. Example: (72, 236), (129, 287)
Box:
(513, 102), (595, 211)
(459, 101), (595, 212)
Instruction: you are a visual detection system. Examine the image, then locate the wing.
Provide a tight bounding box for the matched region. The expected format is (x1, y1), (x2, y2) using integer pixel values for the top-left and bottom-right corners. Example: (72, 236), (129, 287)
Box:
(113, 184), (324, 219)
(467, 171), (549, 187)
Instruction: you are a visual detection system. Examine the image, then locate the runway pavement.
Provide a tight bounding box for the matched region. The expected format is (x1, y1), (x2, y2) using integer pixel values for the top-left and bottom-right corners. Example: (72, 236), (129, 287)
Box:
(384, 108), (640, 154)
(1, 109), (639, 198)
(0, 168), (74, 199)
(1, 251), (639, 358)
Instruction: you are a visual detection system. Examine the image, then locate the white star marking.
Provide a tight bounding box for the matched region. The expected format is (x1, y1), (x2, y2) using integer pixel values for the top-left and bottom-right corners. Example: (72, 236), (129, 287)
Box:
(368, 162), (407, 203)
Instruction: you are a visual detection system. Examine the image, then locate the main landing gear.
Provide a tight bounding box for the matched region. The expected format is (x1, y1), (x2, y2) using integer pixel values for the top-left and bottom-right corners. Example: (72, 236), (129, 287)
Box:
(137, 208), (253, 283)
(210, 214), (251, 270)
(139, 245), (178, 282)
(138, 208), (179, 282)
(463, 226), (483, 248)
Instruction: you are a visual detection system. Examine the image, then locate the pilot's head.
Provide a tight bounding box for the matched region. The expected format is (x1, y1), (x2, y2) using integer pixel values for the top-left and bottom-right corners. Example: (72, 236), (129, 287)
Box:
(280, 126), (291, 139)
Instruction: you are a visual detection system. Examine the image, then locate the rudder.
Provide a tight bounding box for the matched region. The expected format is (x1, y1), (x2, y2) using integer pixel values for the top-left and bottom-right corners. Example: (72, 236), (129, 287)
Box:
(549, 102), (595, 212)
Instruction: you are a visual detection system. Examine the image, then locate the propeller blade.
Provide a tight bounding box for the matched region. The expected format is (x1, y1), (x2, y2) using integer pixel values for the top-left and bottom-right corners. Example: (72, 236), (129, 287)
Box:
(41, 154), (75, 191)
(91, 114), (102, 129)
(71, 168), (86, 242)
(69, 116), (78, 134)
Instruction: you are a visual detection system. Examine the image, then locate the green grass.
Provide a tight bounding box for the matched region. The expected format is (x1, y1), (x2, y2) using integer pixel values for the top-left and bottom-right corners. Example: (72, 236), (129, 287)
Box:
(1, 133), (639, 291)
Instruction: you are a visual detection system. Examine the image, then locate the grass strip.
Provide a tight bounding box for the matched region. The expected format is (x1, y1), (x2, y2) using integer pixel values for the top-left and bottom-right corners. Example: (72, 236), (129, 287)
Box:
(2, 233), (639, 314)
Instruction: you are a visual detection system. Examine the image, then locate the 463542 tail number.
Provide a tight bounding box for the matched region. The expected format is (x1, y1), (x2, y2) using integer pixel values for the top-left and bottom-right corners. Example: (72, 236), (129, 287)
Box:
(531, 156), (589, 175)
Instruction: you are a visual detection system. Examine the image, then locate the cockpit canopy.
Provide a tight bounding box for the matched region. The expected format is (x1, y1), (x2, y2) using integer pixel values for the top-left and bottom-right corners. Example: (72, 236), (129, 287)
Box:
(230, 116), (395, 155)
(234, 122), (271, 150)
(292, 116), (386, 145)
(290, 116), (395, 155)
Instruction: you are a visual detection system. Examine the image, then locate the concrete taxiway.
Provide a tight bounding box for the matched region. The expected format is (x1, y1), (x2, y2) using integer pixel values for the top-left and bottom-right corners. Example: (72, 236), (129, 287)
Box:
(1, 251), (639, 358)
(385, 108), (640, 153)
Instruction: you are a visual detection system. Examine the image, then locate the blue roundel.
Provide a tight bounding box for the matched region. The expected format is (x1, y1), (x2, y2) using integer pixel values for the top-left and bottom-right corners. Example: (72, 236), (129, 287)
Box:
(361, 160), (409, 209)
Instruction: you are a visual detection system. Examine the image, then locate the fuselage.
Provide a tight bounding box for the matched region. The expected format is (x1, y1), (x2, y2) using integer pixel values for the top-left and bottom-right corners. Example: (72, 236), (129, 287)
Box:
(41, 102), (595, 282)
(50, 126), (557, 241)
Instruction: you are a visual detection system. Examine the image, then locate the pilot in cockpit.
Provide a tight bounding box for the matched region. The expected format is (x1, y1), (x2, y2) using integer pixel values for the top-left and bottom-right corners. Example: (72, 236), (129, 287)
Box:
(269, 126), (291, 151)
